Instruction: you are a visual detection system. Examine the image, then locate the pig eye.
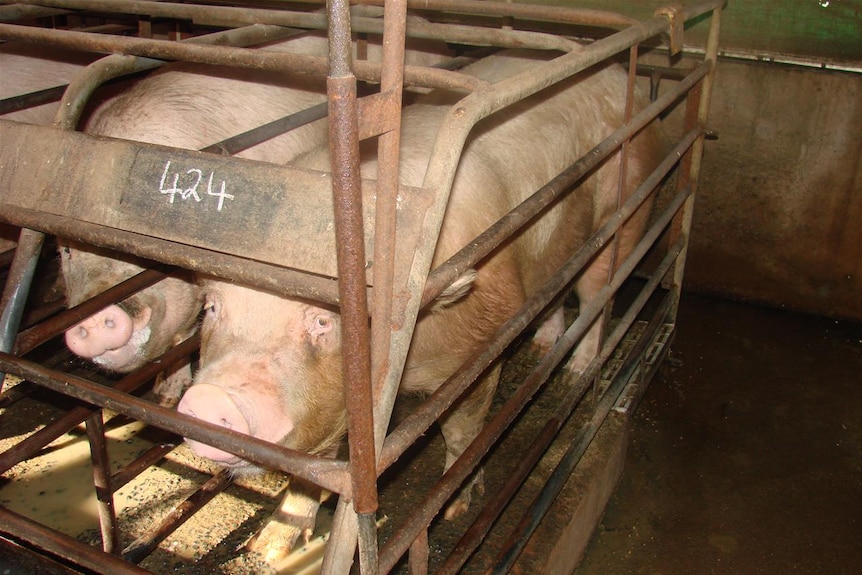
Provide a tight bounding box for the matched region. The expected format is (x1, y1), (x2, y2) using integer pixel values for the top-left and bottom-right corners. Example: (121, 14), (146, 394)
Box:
(309, 314), (334, 337)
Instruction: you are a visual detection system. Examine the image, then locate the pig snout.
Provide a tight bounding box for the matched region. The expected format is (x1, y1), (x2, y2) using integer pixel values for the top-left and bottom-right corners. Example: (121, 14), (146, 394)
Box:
(177, 384), (253, 464)
(65, 304), (140, 367)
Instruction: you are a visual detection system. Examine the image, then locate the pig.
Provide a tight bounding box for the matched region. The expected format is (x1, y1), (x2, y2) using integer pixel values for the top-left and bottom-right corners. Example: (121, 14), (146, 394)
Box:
(177, 48), (662, 563)
(49, 32), (450, 406)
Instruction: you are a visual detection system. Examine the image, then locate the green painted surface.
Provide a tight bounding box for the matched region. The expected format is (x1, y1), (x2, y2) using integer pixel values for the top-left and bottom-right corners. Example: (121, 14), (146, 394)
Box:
(516, 0), (862, 64)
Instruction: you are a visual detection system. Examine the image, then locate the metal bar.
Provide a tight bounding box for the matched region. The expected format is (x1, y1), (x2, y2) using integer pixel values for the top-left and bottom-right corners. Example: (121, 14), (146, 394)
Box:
(0, 352), (351, 496)
(361, 0), (639, 30)
(324, 1), (377, 573)
(440, 244), (682, 575)
(121, 470), (233, 564)
(380, 125), (703, 475)
(378, 180), (693, 573)
(0, 508), (152, 574)
(0, 207), (347, 306)
(85, 410), (120, 555)
(0, 335), (197, 475)
(0, 228), (44, 394)
(0, 22), (483, 92)
(14, 267), (166, 355)
(55, 24), (304, 131)
(420, 59), (711, 308)
(669, 5), (724, 320)
(487, 275), (677, 574)
(111, 441), (176, 490)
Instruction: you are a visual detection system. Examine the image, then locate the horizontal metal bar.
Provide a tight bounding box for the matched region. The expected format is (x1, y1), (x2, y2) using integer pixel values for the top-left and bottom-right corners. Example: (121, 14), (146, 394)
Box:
(0, 335), (197, 475)
(0, 507), (152, 575)
(14, 267), (167, 355)
(421, 59), (711, 308)
(0, 352), (351, 496)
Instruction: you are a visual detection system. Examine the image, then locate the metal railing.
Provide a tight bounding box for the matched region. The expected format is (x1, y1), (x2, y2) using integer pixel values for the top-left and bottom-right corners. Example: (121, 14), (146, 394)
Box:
(0, 1), (724, 573)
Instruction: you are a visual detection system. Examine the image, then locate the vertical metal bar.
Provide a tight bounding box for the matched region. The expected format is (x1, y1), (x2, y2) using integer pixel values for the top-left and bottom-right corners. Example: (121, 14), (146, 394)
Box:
(85, 410), (120, 555)
(668, 6), (723, 319)
(370, 0), (406, 410)
(0, 228), (44, 393)
(323, 0), (377, 573)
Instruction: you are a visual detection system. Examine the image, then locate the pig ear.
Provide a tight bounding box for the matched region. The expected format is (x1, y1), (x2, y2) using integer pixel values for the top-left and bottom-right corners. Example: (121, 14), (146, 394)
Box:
(430, 269), (477, 311)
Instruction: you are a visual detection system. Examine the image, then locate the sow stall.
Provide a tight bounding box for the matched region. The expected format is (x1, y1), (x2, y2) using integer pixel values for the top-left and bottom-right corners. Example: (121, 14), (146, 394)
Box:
(0, 1), (723, 573)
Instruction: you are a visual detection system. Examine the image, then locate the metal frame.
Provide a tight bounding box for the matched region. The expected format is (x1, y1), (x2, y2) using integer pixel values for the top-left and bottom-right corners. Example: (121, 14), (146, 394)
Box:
(0, 1), (725, 573)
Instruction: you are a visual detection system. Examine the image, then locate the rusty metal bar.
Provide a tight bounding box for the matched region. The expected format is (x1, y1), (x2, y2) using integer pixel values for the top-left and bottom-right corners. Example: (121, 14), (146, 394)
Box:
(440, 245), (682, 575)
(420, 59), (711, 308)
(360, 0), (639, 30)
(122, 470), (234, 564)
(379, 121), (704, 475)
(0, 335), (197, 475)
(14, 267), (166, 355)
(0, 85), (68, 114)
(111, 441), (176, 490)
(0, 507), (152, 575)
(668, 5), (724, 321)
(0, 22), (483, 92)
(0, 207), (347, 306)
(324, 1), (377, 572)
(487, 275), (677, 574)
(85, 410), (120, 555)
(370, 0), (407, 406)
(0, 352), (351, 496)
(55, 24), (305, 131)
(378, 173), (693, 573)
(0, 228), (44, 394)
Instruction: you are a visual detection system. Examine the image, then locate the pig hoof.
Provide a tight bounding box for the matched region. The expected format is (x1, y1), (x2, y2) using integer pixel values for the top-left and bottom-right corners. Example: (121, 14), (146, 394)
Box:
(247, 519), (312, 564)
(443, 470), (484, 521)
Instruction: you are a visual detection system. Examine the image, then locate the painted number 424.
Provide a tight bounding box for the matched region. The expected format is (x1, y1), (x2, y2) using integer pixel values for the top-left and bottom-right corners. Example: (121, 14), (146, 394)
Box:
(159, 160), (234, 212)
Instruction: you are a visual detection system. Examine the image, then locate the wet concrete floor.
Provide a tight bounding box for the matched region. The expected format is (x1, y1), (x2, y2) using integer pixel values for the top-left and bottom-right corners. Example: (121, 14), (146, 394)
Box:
(576, 293), (862, 575)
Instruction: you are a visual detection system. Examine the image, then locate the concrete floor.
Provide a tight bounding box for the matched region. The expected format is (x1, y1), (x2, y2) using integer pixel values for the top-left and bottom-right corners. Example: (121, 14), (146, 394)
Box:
(576, 293), (862, 575)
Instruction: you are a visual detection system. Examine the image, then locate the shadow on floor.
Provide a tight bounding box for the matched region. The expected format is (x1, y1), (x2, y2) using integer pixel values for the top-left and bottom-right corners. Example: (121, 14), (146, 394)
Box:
(576, 293), (862, 575)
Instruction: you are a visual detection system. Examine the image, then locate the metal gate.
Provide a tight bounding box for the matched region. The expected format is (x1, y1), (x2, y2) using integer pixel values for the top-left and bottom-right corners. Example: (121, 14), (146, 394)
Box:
(0, 1), (724, 573)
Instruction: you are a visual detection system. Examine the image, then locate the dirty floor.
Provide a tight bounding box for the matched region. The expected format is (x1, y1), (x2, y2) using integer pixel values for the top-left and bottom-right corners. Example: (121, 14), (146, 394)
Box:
(576, 293), (862, 575)
(2, 291), (860, 574)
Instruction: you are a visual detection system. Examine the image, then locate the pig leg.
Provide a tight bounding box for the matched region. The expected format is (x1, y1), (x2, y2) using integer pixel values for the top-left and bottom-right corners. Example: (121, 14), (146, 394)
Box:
(246, 476), (326, 563)
(439, 364), (500, 520)
(567, 206), (648, 377)
(532, 306), (566, 351)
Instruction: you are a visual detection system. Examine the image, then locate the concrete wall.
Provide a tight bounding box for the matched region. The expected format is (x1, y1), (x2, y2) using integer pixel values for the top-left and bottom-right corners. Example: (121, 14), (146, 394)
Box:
(684, 59), (862, 320)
